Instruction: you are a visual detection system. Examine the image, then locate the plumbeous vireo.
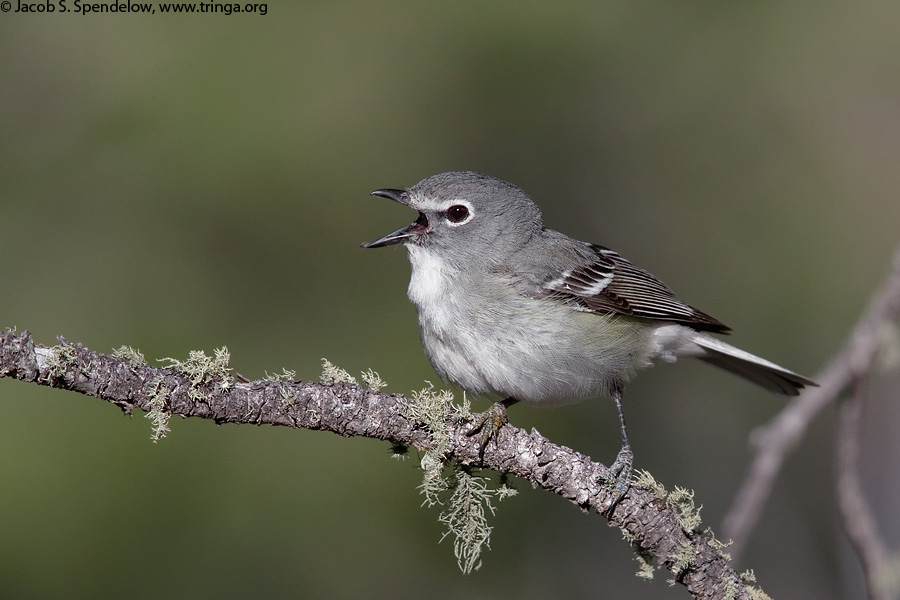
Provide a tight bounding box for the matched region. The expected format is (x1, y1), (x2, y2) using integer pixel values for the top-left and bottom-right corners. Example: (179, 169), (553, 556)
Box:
(362, 170), (815, 508)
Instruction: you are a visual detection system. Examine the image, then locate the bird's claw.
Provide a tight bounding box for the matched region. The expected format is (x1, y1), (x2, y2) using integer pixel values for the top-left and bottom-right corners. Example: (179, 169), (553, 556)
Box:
(604, 445), (634, 514)
(466, 401), (510, 461)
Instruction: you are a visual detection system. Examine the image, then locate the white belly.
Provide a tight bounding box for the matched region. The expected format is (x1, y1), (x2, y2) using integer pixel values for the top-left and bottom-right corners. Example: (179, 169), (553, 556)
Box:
(405, 246), (656, 405)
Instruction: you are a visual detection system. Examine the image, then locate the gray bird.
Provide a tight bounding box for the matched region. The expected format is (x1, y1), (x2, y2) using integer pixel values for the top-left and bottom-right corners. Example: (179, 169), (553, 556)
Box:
(363, 170), (815, 509)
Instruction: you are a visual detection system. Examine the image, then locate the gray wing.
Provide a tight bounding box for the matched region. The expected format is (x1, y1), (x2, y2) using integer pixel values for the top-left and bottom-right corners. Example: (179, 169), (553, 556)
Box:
(537, 244), (730, 333)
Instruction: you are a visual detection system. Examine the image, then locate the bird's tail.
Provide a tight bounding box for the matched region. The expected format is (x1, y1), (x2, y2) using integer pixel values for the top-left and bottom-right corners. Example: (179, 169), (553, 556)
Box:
(690, 334), (816, 396)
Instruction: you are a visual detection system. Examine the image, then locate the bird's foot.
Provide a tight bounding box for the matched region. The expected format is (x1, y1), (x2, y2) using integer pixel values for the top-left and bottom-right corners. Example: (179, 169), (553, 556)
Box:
(604, 445), (634, 514)
(466, 401), (510, 461)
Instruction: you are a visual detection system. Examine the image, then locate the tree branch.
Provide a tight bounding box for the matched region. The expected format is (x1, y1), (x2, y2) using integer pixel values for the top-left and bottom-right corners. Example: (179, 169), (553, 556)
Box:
(722, 246), (900, 559)
(0, 328), (762, 599)
(836, 379), (898, 600)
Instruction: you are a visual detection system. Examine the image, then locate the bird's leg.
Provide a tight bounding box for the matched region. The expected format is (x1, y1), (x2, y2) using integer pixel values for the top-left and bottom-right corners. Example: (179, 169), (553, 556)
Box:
(605, 385), (633, 513)
(467, 398), (518, 461)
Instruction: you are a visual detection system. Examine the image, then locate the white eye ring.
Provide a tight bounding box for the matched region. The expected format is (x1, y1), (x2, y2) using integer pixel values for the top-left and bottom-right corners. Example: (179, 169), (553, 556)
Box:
(444, 200), (474, 226)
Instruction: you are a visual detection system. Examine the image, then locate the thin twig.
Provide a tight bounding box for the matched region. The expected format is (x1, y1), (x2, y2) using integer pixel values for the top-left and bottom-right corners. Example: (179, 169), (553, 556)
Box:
(836, 379), (897, 600)
(722, 246), (900, 559)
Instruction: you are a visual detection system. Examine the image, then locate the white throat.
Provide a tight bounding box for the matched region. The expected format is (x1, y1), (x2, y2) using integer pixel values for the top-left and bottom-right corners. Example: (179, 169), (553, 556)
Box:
(406, 245), (455, 309)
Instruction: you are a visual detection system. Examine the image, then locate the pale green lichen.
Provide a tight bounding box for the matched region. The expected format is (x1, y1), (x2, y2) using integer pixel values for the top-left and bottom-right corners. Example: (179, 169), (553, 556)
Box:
(439, 470), (517, 574)
(418, 452), (451, 508)
(733, 577), (776, 600)
(401, 383), (457, 457)
(708, 531), (733, 562)
(620, 522), (648, 579)
(633, 471), (703, 534)
(145, 378), (171, 443)
(320, 359), (357, 384)
(455, 391), (472, 420)
(159, 347), (233, 400)
(45, 343), (78, 380)
(629, 471), (736, 583)
(723, 575), (739, 600)
(633, 469), (667, 500)
(400, 383), (515, 574)
(667, 540), (697, 585)
(301, 362), (515, 574)
(264, 367), (296, 383)
(280, 387), (297, 406)
(748, 586), (775, 600)
(319, 360), (388, 392)
(360, 368), (387, 391)
(112, 345), (146, 367)
(265, 368), (299, 406)
(632, 545), (656, 580)
(669, 485), (702, 532)
(402, 384), (456, 508)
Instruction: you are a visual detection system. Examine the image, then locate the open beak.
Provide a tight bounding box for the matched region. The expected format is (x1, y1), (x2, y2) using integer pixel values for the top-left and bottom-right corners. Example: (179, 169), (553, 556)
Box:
(370, 188), (409, 204)
(361, 188), (428, 248)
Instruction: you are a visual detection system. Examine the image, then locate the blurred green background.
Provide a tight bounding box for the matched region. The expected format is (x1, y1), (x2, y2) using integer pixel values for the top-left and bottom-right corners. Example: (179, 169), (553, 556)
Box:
(2, 2), (899, 599)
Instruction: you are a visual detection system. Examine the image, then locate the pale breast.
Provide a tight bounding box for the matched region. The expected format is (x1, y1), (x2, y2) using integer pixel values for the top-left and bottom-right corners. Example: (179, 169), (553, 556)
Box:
(403, 245), (657, 405)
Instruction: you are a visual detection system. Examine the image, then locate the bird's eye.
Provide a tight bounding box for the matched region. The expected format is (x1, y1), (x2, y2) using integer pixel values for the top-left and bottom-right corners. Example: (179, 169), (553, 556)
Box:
(446, 204), (470, 223)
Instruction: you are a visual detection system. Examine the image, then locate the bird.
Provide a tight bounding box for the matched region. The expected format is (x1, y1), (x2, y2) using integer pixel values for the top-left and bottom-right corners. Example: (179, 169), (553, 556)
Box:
(362, 170), (815, 510)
